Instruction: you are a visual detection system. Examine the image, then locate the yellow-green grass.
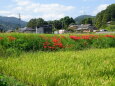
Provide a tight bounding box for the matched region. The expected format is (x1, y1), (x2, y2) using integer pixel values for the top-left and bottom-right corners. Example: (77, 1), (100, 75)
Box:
(0, 48), (115, 86)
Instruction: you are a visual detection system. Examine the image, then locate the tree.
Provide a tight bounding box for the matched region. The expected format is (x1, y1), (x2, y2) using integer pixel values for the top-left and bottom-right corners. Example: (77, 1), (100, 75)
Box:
(60, 16), (75, 29)
(95, 4), (115, 28)
(27, 19), (37, 29)
(36, 18), (46, 27)
(81, 18), (93, 25)
(27, 18), (47, 29)
(52, 20), (62, 30)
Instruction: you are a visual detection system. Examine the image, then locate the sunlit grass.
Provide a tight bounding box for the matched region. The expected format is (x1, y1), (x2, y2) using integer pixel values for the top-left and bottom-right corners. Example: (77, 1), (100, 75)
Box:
(0, 48), (115, 86)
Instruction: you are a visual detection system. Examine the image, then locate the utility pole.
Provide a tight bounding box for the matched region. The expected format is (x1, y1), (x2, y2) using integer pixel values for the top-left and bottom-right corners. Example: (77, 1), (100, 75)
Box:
(19, 13), (21, 28)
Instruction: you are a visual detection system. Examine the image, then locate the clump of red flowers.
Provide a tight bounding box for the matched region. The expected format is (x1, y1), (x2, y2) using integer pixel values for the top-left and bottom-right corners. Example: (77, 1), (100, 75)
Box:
(43, 36), (64, 50)
(105, 35), (115, 38)
(70, 34), (115, 41)
(7, 36), (16, 41)
(0, 37), (3, 40)
(70, 36), (81, 40)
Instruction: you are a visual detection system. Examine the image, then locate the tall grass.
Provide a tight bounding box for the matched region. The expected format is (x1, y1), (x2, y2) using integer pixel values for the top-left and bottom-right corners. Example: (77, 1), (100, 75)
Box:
(0, 48), (115, 86)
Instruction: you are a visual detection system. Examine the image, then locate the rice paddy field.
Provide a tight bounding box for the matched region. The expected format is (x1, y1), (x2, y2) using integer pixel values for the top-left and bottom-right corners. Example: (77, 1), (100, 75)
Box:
(0, 33), (115, 86)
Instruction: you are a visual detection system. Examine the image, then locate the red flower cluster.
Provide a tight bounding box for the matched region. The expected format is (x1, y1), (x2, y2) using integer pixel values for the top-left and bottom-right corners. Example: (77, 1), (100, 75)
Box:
(81, 35), (91, 40)
(70, 34), (115, 41)
(7, 36), (16, 41)
(105, 35), (115, 38)
(43, 36), (64, 50)
(0, 37), (3, 40)
(70, 36), (81, 40)
(52, 37), (63, 48)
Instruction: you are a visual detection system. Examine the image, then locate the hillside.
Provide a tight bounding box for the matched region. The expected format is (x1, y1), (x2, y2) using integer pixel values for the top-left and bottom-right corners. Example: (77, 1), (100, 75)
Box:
(74, 15), (95, 24)
(0, 16), (27, 31)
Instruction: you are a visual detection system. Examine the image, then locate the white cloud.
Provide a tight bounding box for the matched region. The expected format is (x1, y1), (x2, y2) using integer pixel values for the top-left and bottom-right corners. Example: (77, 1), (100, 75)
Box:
(93, 4), (109, 15)
(0, 11), (11, 14)
(41, 13), (65, 20)
(5, 0), (75, 21)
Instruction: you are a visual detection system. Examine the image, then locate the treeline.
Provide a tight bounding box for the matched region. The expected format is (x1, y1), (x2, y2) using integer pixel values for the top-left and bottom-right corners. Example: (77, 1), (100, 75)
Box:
(27, 16), (75, 30)
(95, 4), (115, 28)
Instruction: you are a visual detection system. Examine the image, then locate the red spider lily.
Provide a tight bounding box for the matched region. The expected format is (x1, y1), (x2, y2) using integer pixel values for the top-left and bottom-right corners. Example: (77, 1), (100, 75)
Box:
(44, 46), (47, 48)
(0, 37), (3, 40)
(105, 35), (115, 38)
(43, 36), (64, 50)
(54, 42), (63, 48)
(52, 38), (60, 43)
(70, 36), (81, 40)
(52, 39), (58, 42)
(7, 36), (16, 41)
(81, 36), (90, 40)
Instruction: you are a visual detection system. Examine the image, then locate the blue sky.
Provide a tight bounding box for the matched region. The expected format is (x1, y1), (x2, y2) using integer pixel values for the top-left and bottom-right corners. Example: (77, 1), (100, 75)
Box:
(0, 0), (114, 21)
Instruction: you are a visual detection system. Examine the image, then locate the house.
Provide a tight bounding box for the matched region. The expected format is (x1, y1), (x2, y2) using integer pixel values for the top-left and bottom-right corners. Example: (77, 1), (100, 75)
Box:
(18, 25), (52, 34)
(77, 24), (98, 32)
(6, 30), (14, 33)
(68, 24), (98, 32)
(18, 27), (36, 33)
(68, 25), (78, 29)
(37, 25), (52, 34)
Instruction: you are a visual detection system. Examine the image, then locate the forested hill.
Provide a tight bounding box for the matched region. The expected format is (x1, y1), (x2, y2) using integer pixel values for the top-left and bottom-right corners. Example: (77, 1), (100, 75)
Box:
(74, 15), (95, 24)
(0, 16), (27, 31)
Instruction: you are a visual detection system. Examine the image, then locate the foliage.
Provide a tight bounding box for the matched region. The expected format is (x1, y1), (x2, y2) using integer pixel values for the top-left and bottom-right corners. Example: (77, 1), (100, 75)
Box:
(48, 20), (62, 30)
(27, 19), (37, 29)
(106, 25), (115, 31)
(60, 16), (75, 29)
(95, 4), (115, 28)
(0, 33), (115, 52)
(81, 18), (94, 25)
(0, 48), (115, 86)
(27, 18), (47, 29)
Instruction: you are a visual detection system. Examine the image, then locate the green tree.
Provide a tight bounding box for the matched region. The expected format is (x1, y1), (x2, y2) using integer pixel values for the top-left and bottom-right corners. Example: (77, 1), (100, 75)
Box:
(27, 19), (37, 29)
(60, 16), (75, 29)
(95, 4), (115, 28)
(36, 18), (46, 27)
(81, 18), (93, 25)
(27, 18), (47, 29)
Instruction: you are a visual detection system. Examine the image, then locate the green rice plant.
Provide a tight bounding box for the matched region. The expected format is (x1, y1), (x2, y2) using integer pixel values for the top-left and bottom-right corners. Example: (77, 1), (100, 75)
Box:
(0, 48), (115, 86)
(0, 74), (27, 86)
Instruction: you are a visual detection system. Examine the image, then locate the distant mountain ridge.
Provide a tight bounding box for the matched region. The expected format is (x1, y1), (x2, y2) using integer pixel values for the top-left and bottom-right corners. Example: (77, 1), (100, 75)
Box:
(74, 15), (95, 24)
(0, 16), (27, 31)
